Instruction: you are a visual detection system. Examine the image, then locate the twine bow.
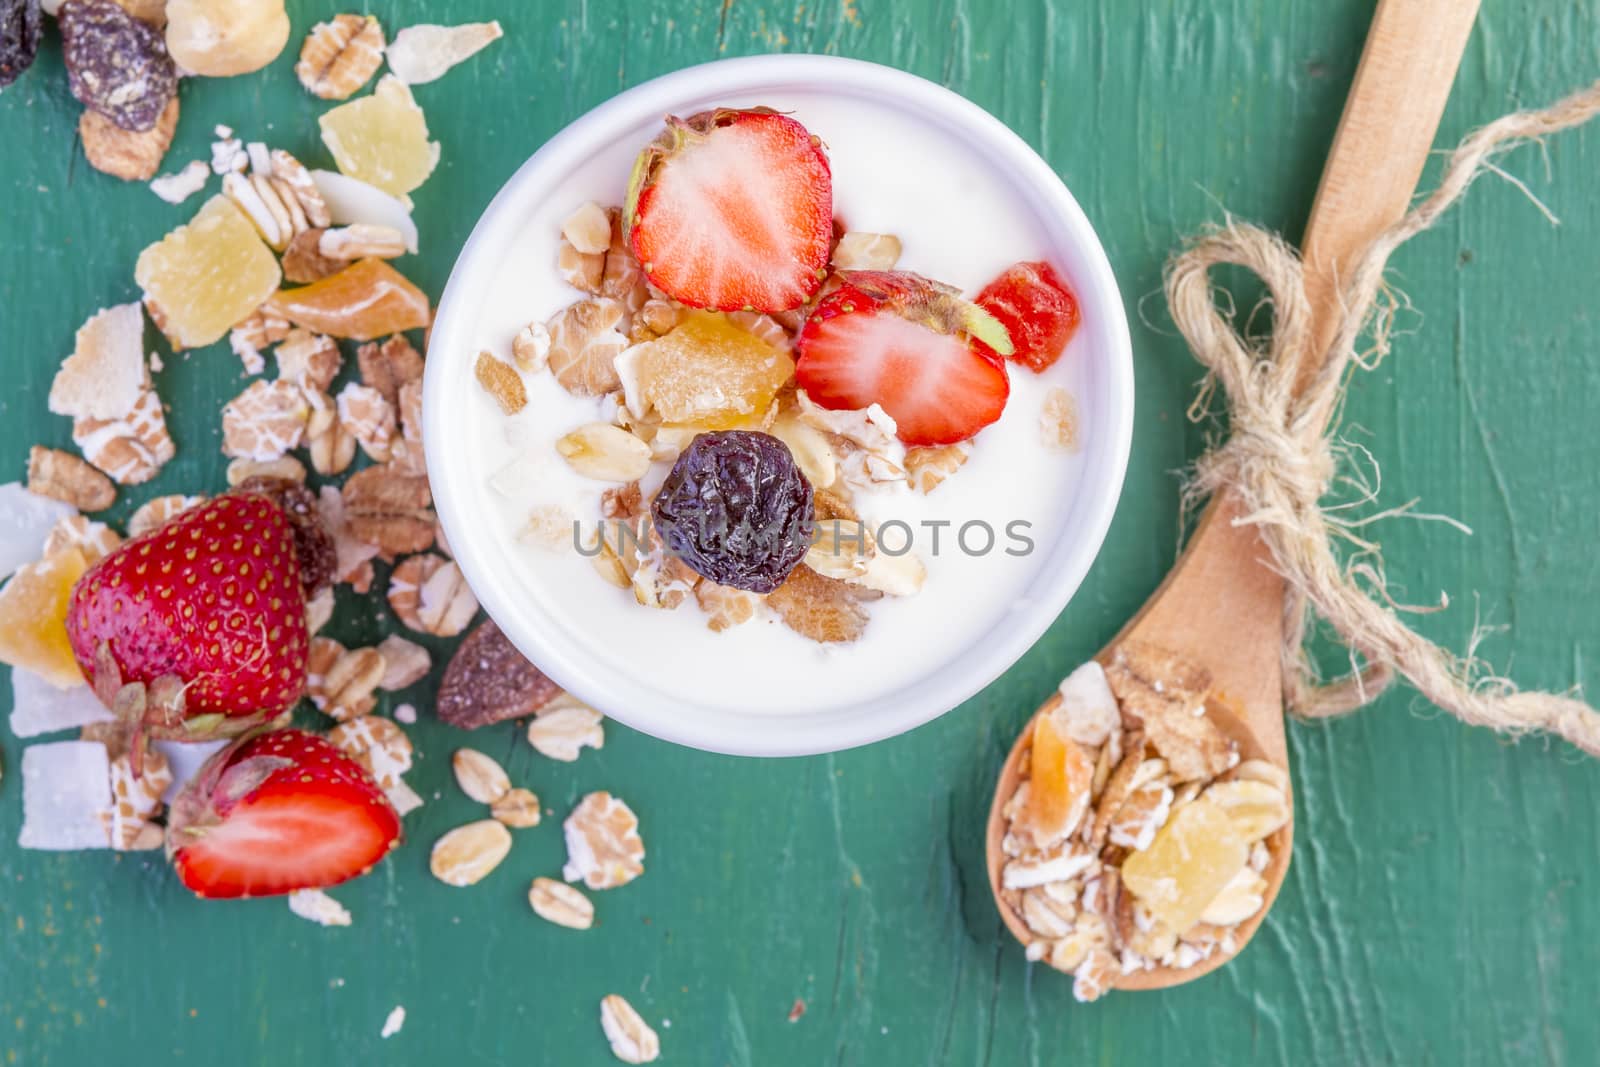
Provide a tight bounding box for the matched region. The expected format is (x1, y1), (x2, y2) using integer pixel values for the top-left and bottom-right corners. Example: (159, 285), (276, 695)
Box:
(1165, 81), (1600, 756)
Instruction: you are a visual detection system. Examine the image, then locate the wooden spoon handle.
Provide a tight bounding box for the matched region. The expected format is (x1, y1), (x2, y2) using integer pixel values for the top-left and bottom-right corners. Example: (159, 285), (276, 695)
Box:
(1296, 0), (1482, 400)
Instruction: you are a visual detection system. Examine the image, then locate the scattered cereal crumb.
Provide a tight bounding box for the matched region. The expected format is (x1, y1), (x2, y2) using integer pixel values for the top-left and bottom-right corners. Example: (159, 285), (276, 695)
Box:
(287, 888), (352, 927)
(380, 1005), (405, 1038)
(150, 160), (210, 204)
(394, 703), (417, 724)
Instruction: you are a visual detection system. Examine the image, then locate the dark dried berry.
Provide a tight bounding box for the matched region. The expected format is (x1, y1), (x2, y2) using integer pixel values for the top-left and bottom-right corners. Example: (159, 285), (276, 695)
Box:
(651, 430), (814, 594)
(235, 476), (337, 598)
(438, 618), (562, 730)
(0, 0), (41, 88)
(59, 0), (176, 132)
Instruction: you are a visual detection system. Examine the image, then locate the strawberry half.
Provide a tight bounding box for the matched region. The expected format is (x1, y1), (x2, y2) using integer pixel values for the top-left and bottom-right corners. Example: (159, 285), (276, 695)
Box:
(166, 729), (403, 899)
(794, 271), (1014, 446)
(624, 107), (833, 313)
(65, 486), (313, 770)
(974, 260), (1081, 373)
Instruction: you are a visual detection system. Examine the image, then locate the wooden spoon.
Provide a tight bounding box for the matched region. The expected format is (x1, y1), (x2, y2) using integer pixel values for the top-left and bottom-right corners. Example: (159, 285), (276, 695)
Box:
(986, 0), (1482, 991)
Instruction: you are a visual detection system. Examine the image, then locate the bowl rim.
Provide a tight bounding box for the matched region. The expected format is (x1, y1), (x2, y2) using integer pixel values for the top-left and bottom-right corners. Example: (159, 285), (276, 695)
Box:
(424, 53), (1134, 757)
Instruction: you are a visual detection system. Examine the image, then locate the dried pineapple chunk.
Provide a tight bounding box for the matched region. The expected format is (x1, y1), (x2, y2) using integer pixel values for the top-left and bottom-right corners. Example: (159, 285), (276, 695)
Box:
(134, 196), (282, 349)
(0, 548), (89, 689)
(1120, 796), (1250, 934)
(634, 312), (794, 427)
(318, 75), (440, 199)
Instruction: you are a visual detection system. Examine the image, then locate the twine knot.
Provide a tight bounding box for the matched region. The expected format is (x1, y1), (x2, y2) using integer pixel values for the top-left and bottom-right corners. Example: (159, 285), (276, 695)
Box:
(1163, 80), (1600, 755)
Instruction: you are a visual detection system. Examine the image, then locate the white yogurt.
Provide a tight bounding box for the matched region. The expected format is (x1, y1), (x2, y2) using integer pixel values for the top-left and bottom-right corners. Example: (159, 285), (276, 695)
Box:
(460, 93), (1105, 718)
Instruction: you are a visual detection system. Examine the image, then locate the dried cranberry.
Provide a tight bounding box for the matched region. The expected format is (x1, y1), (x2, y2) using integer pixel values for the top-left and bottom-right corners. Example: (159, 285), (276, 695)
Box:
(0, 0), (41, 88)
(59, 0), (176, 132)
(235, 476), (336, 598)
(651, 430), (814, 594)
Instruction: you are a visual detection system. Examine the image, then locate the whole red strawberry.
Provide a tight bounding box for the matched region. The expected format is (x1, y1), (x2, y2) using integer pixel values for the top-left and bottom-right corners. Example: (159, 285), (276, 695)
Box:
(167, 728), (403, 898)
(975, 260), (1081, 373)
(66, 487), (312, 768)
(624, 107), (833, 313)
(795, 270), (1014, 446)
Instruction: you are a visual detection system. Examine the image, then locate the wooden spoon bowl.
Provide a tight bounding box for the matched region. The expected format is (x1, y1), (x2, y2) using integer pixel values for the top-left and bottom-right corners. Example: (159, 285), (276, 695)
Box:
(985, 0), (1482, 992)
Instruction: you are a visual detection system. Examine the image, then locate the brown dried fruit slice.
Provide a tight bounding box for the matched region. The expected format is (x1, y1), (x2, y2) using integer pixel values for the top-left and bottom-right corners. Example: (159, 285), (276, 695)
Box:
(264, 257), (429, 341)
(136, 195), (282, 349)
(80, 96), (178, 181)
(436, 617), (561, 729)
(765, 564), (876, 645)
(632, 312), (795, 428)
(295, 13), (384, 100)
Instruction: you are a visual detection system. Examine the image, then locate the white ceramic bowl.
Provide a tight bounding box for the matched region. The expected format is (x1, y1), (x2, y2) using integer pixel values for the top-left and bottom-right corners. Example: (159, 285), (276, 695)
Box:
(425, 55), (1133, 757)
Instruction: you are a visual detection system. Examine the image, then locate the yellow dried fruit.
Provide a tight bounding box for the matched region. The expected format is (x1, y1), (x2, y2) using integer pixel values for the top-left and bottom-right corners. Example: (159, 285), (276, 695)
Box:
(1120, 796), (1251, 934)
(1021, 711), (1093, 844)
(318, 75), (440, 199)
(135, 195), (282, 349)
(630, 312), (794, 428)
(0, 548), (89, 689)
(165, 0), (290, 77)
(264, 258), (430, 341)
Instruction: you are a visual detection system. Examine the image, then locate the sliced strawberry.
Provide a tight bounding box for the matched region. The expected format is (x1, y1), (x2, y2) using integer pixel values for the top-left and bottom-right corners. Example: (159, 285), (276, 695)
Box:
(975, 260), (1081, 373)
(624, 108), (833, 313)
(794, 271), (1013, 446)
(167, 729), (402, 899)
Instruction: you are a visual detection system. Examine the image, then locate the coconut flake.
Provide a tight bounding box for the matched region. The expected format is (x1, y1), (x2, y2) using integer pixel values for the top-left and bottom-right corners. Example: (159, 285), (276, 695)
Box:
(0, 483), (76, 580)
(19, 741), (112, 851)
(309, 170), (419, 255)
(8, 668), (114, 738)
(386, 22), (503, 85)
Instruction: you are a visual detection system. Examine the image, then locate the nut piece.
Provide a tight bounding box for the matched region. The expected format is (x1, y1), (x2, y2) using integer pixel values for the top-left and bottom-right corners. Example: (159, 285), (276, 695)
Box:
(526, 697), (604, 762)
(831, 231), (903, 271)
(562, 791), (644, 890)
(296, 14), (385, 100)
(230, 307), (293, 373)
(491, 787), (542, 828)
(429, 819), (513, 887)
(388, 553), (477, 636)
(357, 334), (425, 404)
(321, 223), (406, 260)
(528, 876), (593, 929)
(563, 201), (611, 255)
(546, 298), (628, 396)
(475, 351), (527, 415)
(342, 465), (435, 555)
(311, 643), (386, 721)
(81, 96), (179, 182)
(512, 321), (551, 372)
(282, 228), (348, 283)
(599, 994), (660, 1065)
(270, 149), (332, 228)
(451, 747), (510, 804)
(556, 423), (651, 482)
(904, 443), (970, 494)
(27, 446), (115, 511)
(437, 618), (562, 729)
(166, 0), (290, 76)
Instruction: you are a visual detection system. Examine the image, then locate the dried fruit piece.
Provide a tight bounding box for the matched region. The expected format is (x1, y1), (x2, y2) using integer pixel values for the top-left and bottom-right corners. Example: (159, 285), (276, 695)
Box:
(652, 430), (813, 593)
(475, 351), (527, 415)
(556, 423), (650, 482)
(599, 994), (660, 1064)
(528, 876), (593, 929)
(547, 298), (628, 396)
(975, 260), (1081, 373)
(387, 554), (477, 636)
(80, 95), (177, 181)
(342, 465), (434, 555)
(264, 258), (429, 341)
(0, 0), (42, 88)
(164, 0), (287, 76)
(1198, 864), (1269, 926)
(630, 312), (795, 428)
(562, 791), (644, 890)
(295, 13), (383, 100)
(48, 303), (147, 421)
(429, 819), (512, 887)
(1020, 711), (1093, 845)
(437, 618), (561, 729)
(624, 108), (832, 313)
(28, 446), (114, 511)
(60, 0), (176, 132)
(385, 20), (502, 85)
(765, 564), (874, 644)
(318, 75), (439, 199)
(220, 379), (309, 460)
(1120, 796), (1251, 933)
(1203, 778), (1291, 842)
(135, 195), (282, 349)
(1040, 386), (1079, 452)
(0, 547), (89, 689)
(491, 787), (541, 828)
(525, 698), (604, 762)
(451, 747), (509, 804)
(832, 231), (902, 271)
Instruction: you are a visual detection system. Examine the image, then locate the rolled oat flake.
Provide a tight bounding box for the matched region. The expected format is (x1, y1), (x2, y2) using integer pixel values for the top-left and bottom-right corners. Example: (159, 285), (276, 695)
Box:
(0, 0), (42, 89)
(59, 0), (176, 131)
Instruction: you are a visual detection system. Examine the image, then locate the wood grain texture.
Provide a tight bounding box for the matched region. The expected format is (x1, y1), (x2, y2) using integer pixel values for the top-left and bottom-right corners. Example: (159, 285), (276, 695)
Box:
(2, 0), (1598, 1064)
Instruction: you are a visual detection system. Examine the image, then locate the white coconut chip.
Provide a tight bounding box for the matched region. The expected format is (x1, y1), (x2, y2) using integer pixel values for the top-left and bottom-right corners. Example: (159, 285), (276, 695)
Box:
(8, 668), (114, 738)
(386, 22), (504, 85)
(309, 170), (419, 254)
(150, 160), (210, 205)
(19, 741), (112, 851)
(0, 483), (76, 581)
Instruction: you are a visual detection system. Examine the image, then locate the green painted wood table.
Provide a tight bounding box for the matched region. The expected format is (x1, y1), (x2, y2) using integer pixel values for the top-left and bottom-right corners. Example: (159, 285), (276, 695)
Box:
(3, 1), (1597, 1063)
